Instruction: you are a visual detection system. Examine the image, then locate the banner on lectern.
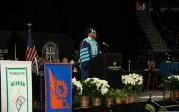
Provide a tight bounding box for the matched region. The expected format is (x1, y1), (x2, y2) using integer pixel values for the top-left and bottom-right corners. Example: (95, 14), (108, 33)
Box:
(1, 61), (32, 112)
(45, 63), (72, 112)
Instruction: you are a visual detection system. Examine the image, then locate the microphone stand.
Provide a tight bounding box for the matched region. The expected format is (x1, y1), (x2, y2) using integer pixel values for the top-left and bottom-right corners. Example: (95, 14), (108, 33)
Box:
(103, 45), (111, 53)
(128, 59), (131, 73)
(105, 46), (110, 53)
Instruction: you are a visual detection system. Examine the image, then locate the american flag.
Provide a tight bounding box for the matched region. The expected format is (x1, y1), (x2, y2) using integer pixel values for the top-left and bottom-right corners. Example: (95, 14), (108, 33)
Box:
(25, 31), (38, 61)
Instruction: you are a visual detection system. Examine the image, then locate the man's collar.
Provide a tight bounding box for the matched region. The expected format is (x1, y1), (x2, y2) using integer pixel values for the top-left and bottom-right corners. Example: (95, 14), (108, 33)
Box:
(88, 37), (95, 40)
(88, 37), (92, 40)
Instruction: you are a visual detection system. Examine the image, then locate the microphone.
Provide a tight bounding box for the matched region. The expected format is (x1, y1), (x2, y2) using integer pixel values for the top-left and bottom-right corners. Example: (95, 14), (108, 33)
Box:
(102, 42), (111, 47)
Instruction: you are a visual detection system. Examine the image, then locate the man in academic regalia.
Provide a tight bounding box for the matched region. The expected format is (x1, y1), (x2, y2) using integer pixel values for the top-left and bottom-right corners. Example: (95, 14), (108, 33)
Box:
(79, 28), (101, 80)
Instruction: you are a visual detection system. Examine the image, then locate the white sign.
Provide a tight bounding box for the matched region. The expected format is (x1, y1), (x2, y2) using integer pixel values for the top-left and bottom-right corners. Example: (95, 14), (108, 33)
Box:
(1, 61), (32, 112)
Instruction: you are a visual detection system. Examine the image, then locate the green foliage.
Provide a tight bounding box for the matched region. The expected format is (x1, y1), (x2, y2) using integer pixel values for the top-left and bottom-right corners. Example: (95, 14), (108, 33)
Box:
(106, 89), (128, 99)
(85, 79), (102, 97)
(106, 88), (115, 98)
(72, 84), (81, 97)
(163, 75), (179, 90)
(145, 104), (167, 112)
(158, 106), (167, 112)
(88, 82), (102, 97)
(83, 78), (110, 97)
(80, 79), (103, 97)
(80, 80), (93, 96)
(123, 84), (142, 94)
(113, 89), (127, 98)
(145, 104), (155, 112)
(73, 95), (80, 107)
(71, 50), (80, 60)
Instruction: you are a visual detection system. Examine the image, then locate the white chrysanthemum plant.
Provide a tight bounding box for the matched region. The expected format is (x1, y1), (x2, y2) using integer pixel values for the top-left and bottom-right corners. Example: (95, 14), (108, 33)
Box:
(164, 75), (179, 90)
(72, 77), (83, 95)
(85, 77), (110, 97)
(121, 73), (143, 94)
(168, 75), (179, 80)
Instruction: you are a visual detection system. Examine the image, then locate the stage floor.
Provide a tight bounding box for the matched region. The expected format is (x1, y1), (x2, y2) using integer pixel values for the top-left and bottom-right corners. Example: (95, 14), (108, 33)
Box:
(136, 90), (164, 102)
(72, 90), (179, 112)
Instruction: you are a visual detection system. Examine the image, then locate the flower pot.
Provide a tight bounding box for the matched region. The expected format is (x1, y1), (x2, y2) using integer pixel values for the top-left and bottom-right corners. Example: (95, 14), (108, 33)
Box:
(92, 97), (101, 106)
(80, 96), (90, 108)
(131, 95), (136, 103)
(170, 90), (174, 99)
(164, 90), (170, 99)
(121, 97), (126, 104)
(177, 90), (179, 99)
(174, 90), (179, 99)
(125, 95), (135, 104)
(115, 97), (124, 104)
(173, 90), (179, 99)
(106, 98), (114, 106)
(125, 96), (129, 104)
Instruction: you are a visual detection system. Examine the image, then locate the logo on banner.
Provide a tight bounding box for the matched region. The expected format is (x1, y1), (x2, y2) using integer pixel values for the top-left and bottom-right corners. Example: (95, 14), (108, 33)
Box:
(49, 69), (70, 109)
(16, 96), (26, 112)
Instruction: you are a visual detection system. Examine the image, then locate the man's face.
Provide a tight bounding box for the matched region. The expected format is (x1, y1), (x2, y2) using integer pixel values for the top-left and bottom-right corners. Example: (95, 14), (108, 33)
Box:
(89, 32), (97, 39)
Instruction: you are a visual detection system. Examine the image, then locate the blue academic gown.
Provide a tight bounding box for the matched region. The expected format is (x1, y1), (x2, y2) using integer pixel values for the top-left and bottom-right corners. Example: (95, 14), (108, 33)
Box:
(79, 37), (101, 80)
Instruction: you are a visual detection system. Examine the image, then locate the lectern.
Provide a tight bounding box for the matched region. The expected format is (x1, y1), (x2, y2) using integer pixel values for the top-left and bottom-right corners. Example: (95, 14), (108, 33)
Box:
(89, 53), (122, 89)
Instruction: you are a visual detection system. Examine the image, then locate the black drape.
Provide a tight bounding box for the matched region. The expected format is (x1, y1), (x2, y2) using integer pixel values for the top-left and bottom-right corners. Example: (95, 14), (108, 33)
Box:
(0, 0), (136, 63)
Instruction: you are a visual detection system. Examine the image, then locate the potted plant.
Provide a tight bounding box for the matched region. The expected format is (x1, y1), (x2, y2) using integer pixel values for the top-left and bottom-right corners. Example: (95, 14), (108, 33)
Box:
(72, 77), (83, 96)
(72, 78), (86, 107)
(163, 75), (179, 99)
(85, 77), (110, 106)
(121, 73), (143, 103)
(79, 79), (95, 107)
(105, 88), (115, 106)
(72, 77), (96, 107)
(122, 73), (143, 93)
(113, 89), (126, 104)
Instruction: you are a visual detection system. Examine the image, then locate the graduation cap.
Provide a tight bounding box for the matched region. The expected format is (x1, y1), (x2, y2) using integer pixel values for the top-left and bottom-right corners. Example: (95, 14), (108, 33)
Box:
(87, 28), (96, 34)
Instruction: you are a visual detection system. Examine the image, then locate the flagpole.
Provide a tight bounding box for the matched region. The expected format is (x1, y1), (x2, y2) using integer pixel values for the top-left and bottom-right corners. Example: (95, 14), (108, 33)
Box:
(27, 23), (43, 112)
(28, 23), (43, 112)
(35, 57), (39, 76)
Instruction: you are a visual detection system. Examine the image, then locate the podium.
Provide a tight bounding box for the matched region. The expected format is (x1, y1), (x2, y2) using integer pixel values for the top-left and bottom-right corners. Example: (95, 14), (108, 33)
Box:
(89, 53), (122, 89)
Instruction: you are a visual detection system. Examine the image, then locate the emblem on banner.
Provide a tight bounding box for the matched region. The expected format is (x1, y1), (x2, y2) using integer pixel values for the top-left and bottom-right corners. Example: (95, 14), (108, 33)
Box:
(16, 96), (26, 112)
(49, 69), (70, 109)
